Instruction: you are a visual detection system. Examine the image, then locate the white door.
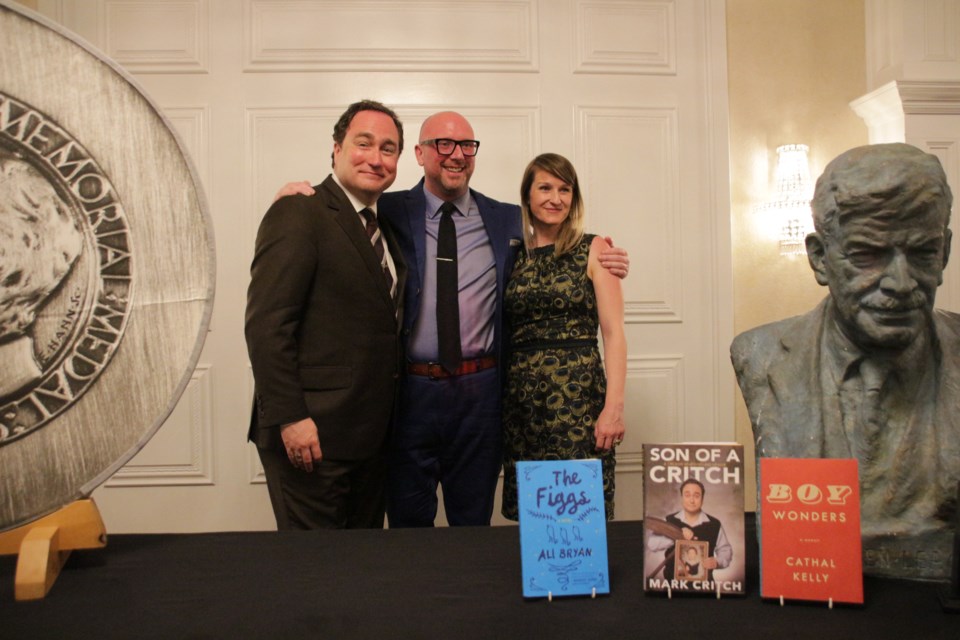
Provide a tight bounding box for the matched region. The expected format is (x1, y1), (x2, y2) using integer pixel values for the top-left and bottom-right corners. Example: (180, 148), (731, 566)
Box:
(32, 0), (733, 531)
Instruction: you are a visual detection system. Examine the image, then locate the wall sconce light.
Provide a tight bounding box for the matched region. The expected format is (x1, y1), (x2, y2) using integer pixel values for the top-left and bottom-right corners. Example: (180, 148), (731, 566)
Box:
(756, 144), (814, 256)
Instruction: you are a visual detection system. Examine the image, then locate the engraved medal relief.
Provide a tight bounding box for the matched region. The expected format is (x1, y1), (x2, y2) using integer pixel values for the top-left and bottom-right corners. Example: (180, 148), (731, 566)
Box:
(0, 91), (133, 443)
(1, 3), (214, 532)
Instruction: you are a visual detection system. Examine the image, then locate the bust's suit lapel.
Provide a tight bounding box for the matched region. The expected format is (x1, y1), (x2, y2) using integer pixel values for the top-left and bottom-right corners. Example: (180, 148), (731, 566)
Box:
(764, 301), (829, 457)
(933, 310), (960, 497)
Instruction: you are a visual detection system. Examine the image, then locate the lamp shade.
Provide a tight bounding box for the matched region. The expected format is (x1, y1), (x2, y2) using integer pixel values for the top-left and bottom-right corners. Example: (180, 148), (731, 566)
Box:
(756, 144), (814, 256)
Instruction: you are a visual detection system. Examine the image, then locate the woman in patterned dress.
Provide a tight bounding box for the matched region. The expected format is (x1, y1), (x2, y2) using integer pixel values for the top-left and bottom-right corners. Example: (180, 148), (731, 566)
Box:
(501, 153), (626, 520)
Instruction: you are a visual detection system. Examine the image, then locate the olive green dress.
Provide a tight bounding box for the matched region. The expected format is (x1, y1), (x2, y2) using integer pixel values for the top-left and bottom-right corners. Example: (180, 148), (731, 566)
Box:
(501, 235), (615, 520)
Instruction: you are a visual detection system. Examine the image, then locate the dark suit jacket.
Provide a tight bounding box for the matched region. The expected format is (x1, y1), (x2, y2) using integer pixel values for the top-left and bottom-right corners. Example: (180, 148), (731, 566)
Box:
(730, 298), (960, 514)
(245, 175), (407, 460)
(379, 178), (523, 367)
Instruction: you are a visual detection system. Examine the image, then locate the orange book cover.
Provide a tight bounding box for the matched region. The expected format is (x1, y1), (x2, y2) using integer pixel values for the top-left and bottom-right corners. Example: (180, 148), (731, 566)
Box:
(759, 458), (863, 604)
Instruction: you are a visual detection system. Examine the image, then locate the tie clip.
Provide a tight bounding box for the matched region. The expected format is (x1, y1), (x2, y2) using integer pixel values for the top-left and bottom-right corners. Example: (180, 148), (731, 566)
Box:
(436, 257), (455, 262)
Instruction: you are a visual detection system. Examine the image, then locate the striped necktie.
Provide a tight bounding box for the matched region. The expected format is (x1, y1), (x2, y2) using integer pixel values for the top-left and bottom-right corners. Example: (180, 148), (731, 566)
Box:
(360, 208), (395, 300)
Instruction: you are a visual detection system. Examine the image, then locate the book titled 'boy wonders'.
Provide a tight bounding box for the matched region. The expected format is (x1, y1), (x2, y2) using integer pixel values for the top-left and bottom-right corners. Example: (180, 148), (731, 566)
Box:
(759, 457), (863, 605)
(643, 443), (746, 595)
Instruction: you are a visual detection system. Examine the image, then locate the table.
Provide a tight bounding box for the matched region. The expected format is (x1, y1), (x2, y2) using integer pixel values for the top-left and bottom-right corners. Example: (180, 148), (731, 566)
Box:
(2, 519), (958, 639)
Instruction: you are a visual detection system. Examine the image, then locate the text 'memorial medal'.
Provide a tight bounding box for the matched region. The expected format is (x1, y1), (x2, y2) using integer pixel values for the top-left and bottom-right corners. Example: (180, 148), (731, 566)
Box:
(0, 3), (214, 531)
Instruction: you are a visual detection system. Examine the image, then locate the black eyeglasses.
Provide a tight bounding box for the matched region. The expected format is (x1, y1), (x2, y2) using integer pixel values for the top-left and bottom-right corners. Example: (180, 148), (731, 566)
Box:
(420, 138), (480, 157)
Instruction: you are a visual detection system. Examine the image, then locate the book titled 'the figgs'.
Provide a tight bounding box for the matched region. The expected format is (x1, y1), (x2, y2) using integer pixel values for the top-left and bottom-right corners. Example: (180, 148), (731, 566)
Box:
(759, 457), (863, 605)
(516, 459), (610, 599)
(643, 443), (746, 596)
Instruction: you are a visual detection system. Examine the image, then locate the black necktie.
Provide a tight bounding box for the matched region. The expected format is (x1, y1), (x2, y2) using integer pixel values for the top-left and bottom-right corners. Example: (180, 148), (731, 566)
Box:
(360, 208), (395, 300)
(437, 202), (461, 373)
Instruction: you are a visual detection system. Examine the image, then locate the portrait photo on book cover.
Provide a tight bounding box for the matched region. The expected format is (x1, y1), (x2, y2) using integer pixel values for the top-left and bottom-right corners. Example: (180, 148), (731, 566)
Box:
(644, 472), (746, 593)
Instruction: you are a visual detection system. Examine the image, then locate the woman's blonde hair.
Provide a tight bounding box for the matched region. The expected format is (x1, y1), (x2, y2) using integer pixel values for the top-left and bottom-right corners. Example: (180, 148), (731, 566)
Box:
(519, 153), (585, 256)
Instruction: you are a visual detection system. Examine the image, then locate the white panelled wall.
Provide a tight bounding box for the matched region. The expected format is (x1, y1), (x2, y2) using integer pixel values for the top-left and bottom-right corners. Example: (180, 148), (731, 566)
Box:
(33, 0), (733, 532)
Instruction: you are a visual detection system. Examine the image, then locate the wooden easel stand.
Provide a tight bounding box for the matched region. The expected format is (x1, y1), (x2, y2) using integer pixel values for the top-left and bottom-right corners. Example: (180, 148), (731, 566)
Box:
(0, 499), (107, 600)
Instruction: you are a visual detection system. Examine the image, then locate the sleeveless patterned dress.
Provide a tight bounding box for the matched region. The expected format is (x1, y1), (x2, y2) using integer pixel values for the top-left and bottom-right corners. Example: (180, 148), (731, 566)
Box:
(500, 234), (615, 520)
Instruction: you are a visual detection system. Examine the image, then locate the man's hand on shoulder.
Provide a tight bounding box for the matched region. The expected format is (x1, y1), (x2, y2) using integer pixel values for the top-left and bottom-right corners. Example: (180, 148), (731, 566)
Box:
(599, 236), (629, 279)
(274, 180), (316, 202)
(280, 417), (322, 472)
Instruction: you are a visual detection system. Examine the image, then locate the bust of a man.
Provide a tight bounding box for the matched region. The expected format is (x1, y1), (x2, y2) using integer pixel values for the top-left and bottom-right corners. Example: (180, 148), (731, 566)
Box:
(731, 143), (959, 579)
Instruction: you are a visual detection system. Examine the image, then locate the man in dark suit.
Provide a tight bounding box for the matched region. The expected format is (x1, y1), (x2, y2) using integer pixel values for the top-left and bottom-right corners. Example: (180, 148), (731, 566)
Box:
(731, 143), (959, 578)
(246, 100), (407, 530)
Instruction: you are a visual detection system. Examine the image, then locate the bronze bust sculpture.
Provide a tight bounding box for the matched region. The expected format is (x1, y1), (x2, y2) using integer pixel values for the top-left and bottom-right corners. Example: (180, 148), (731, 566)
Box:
(732, 143), (959, 579)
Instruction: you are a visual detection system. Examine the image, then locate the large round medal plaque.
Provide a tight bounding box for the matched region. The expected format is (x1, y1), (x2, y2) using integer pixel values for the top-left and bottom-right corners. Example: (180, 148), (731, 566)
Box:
(0, 3), (214, 531)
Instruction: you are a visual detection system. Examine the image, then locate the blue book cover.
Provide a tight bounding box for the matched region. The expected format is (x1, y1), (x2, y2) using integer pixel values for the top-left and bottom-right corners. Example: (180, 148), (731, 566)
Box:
(516, 459), (610, 598)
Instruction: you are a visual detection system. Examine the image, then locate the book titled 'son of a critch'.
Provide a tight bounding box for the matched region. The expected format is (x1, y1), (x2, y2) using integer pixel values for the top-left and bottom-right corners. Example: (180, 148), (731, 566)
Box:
(516, 459), (610, 598)
(759, 457), (863, 605)
(642, 443), (746, 596)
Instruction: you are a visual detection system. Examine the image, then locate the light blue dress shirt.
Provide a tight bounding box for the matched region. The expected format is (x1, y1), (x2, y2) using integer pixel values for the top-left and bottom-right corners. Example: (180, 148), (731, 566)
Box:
(407, 190), (497, 362)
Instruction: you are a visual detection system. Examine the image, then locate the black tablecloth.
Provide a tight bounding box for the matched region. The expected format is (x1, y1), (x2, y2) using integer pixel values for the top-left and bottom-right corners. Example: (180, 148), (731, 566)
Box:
(2, 518), (958, 639)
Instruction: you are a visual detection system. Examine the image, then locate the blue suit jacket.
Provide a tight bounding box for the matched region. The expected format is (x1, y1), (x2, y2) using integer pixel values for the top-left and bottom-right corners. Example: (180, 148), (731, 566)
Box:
(379, 179), (523, 364)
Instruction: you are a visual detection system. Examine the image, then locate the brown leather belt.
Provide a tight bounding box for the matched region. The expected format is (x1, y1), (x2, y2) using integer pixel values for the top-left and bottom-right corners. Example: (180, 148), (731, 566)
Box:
(407, 356), (497, 379)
